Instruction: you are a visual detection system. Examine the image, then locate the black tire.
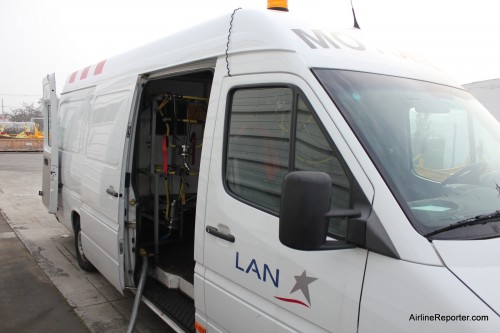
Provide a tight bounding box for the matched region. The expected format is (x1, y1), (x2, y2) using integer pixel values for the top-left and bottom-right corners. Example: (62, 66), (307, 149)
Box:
(74, 219), (96, 272)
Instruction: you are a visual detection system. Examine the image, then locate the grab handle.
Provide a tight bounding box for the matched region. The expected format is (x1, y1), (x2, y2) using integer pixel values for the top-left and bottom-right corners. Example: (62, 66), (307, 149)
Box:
(106, 186), (121, 198)
(206, 226), (235, 243)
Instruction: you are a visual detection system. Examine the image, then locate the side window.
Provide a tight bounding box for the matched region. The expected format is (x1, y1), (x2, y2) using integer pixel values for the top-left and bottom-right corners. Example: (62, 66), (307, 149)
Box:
(225, 86), (351, 237)
(226, 87), (292, 213)
(59, 101), (83, 153)
(42, 83), (52, 148)
(87, 91), (128, 165)
(47, 105), (52, 147)
(294, 96), (350, 238)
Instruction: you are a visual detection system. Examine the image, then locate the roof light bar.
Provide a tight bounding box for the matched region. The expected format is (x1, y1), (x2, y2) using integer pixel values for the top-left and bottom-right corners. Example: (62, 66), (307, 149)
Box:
(267, 0), (289, 12)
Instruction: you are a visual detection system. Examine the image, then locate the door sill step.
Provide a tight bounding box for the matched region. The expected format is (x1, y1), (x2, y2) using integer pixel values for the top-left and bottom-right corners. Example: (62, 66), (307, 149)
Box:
(142, 277), (194, 333)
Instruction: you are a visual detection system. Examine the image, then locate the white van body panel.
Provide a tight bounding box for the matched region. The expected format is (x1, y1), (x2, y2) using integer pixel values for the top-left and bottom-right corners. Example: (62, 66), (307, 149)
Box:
(57, 74), (136, 290)
(57, 86), (94, 230)
(359, 252), (500, 332)
(79, 77), (136, 291)
(203, 72), (370, 332)
(433, 238), (500, 313)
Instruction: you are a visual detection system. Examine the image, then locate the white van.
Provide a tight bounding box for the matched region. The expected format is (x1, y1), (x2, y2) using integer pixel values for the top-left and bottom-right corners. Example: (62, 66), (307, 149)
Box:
(41, 6), (500, 333)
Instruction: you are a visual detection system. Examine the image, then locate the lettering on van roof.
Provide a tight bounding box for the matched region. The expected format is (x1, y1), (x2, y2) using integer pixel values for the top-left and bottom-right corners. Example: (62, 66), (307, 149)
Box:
(292, 28), (435, 68)
(293, 28), (365, 51)
(68, 59), (107, 84)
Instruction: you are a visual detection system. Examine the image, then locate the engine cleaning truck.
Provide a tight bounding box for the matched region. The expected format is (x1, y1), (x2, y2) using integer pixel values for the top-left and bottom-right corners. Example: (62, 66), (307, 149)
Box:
(0, 121), (43, 151)
(41, 2), (500, 332)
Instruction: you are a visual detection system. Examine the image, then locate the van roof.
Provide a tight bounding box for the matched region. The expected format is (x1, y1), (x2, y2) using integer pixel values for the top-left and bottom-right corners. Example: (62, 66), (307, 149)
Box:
(63, 9), (460, 93)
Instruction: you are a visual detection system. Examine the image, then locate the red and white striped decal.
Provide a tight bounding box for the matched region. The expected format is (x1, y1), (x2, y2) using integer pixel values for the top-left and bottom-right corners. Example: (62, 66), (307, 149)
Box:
(94, 60), (106, 75)
(80, 66), (91, 80)
(68, 59), (107, 84)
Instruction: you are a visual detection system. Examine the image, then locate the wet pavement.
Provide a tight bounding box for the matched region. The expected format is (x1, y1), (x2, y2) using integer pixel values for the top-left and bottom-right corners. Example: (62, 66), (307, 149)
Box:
(0, 210), (89, 333)
(0, 152), (172, 333)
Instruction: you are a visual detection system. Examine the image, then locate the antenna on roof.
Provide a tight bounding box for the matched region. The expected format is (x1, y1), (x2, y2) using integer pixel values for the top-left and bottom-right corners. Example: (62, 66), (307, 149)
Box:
(351, 0), (361, 29)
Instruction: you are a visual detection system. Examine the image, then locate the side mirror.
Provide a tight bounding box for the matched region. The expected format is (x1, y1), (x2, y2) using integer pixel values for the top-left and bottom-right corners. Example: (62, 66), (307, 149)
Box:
(279, 171), (364, 250)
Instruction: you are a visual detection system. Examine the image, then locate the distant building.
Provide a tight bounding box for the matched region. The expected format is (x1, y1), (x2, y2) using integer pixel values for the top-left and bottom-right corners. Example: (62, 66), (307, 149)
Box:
(463, 78), (500, 121)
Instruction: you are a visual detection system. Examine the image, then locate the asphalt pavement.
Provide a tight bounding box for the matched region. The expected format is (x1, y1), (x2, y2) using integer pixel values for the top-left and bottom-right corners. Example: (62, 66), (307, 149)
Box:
(0, 210), (89, 333)
(0, 152), (172, 333)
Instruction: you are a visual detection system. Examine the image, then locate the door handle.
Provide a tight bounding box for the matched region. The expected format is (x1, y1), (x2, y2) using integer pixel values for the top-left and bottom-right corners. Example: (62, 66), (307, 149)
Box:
(106, 186), (122, 198)
(206, 226), (235, 243)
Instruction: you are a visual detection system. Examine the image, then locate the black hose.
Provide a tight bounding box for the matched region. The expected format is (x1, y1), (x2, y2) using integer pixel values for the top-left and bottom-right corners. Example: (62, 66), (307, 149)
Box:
(126, 250), (149, 333)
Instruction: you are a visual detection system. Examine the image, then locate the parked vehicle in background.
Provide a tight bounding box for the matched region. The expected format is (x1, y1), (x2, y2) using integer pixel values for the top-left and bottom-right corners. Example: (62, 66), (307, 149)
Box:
(0, 121), (43, 151)
(464, 78), (500, 121)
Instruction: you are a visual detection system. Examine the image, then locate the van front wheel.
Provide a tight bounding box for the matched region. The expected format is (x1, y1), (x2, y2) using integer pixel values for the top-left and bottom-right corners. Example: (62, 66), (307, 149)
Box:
(74, 220), (96, 272)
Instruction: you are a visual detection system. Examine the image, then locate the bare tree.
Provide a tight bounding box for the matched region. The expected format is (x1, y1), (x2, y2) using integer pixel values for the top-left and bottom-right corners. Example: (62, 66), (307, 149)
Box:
(7, 101), (42, 122)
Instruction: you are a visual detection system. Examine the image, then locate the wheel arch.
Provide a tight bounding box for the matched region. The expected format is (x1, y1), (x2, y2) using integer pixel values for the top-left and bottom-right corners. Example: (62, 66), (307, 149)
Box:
(71, 210), (81, 233)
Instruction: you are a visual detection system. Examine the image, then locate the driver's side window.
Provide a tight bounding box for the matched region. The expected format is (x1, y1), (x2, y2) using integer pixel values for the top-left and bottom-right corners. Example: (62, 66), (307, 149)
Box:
(225, 86), (351, 238)
(294, 96), (350, 237)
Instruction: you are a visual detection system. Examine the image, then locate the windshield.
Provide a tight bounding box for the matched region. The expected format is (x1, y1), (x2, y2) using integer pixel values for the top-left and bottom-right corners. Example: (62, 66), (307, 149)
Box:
(315, 69), (500, 239)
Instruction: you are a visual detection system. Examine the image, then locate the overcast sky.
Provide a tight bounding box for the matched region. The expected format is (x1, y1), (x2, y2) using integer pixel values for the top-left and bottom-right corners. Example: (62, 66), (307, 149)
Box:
(1, 0), (499, 113)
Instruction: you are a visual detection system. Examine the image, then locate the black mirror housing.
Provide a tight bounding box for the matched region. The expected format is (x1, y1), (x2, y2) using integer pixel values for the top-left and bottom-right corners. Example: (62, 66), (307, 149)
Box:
(280, 171), (366, 251)
(279, 171), (331, 250)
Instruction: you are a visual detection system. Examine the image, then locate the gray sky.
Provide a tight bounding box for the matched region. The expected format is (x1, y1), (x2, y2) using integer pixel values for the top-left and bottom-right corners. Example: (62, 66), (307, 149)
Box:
(1, 0), (499, 113)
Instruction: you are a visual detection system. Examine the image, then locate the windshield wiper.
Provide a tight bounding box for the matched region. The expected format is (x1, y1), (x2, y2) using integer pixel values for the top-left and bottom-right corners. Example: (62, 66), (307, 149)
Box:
(425, 210), (500, 238)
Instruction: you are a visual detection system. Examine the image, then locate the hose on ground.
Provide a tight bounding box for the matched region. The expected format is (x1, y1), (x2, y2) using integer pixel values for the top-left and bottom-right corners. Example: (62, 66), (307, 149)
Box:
(126, 249), (149, 333)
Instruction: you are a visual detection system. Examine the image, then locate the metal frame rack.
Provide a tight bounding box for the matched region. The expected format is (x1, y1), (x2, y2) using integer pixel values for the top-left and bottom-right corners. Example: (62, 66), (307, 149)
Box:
(146, 93), (207, 263)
